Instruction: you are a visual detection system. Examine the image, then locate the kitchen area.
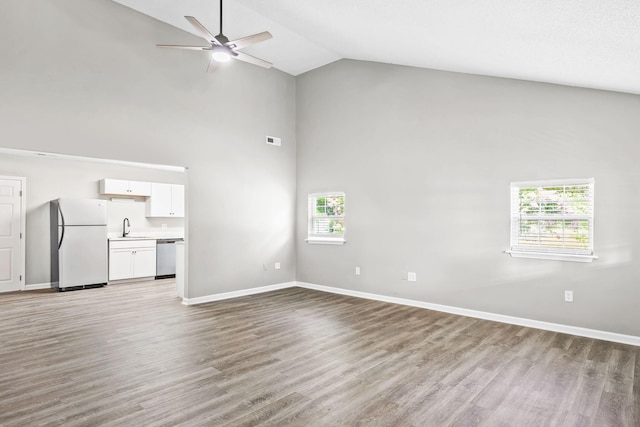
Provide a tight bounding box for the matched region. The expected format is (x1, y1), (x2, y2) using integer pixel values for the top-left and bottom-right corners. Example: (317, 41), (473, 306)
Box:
(0, 148), (186, 295)
(52, 180), (185, 292)
(101, 179), (184, 283)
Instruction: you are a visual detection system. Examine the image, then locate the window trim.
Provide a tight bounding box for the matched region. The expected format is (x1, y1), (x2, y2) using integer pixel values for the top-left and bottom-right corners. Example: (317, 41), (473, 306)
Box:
(306, 192), (346, 245)
(507, 178), (597, 262)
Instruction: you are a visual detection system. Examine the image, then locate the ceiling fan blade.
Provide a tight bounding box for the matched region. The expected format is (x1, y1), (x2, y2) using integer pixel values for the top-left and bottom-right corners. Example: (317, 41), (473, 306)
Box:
(226, 31), (272, 50)
(156, 44), (211, 51)
(206, 56), (219, 73)
(233, 51), (272, 69)
(184, 16), (220, 45)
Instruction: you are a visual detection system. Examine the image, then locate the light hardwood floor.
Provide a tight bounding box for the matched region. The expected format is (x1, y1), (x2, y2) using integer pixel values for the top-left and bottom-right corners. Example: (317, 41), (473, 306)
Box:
(0, 280), (638, 426)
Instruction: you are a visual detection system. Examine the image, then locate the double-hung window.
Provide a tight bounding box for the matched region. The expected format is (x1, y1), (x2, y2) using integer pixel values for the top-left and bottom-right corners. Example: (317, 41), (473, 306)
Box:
(307, 192), (345, 244)
(508, 178), (596, 262)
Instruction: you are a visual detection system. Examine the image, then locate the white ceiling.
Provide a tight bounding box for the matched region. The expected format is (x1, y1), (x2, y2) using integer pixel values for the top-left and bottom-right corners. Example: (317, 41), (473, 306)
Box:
(113, 0), (640, 94)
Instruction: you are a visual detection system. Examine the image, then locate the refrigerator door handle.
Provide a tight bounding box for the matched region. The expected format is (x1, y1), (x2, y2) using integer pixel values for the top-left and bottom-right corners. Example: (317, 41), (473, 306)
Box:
(58, 203), (65, 249)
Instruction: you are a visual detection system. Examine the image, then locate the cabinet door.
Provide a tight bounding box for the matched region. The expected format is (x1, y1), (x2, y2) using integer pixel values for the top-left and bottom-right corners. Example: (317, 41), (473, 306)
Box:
(100, 179), (130, 195)
(127, 180), (152, 197)
(146, 183), (172, 217)
(170, 184), (185, 217)
(132, 247), (156, 278)
(109, 249), (133, 280)
(100, 179), (151, 196)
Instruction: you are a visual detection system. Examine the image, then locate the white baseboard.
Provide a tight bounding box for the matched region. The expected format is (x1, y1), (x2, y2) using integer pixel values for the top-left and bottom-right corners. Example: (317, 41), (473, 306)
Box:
(25, 282), (52, 291)
(179, 280), (640, 347)
(295, 281), (640, 347)
(182, 281), (297, 306)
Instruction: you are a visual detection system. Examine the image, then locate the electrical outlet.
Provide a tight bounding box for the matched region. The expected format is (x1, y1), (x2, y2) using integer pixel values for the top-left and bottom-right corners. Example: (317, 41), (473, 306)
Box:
(564, 290), (574, 303)
(355, 266), (361, 276)
(408, 272), (417, 282)
(275, 262), (281, 270)
(263, 263), (268, 271)
(401, 272), (408, 280)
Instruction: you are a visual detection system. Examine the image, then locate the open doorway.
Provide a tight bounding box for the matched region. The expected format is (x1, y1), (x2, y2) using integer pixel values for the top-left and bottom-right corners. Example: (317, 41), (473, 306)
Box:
(0, 148), (187, 296)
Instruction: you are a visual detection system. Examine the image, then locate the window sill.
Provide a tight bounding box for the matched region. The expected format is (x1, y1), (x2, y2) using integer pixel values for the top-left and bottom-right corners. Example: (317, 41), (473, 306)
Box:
(504, 250), (598, 263)
(306, 238), (346, 245)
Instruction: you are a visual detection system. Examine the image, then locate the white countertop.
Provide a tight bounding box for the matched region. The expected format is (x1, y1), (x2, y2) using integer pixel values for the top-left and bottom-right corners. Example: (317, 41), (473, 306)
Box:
(109, 236), (159, 241)
(108, 233), (184, 241)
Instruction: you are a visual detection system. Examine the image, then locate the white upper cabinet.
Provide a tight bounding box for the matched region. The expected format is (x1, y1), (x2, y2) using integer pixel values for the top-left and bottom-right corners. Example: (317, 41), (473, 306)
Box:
(170, 184), (185, 217)
(99, 179), (151, 196)
(146, 183), (185, 217)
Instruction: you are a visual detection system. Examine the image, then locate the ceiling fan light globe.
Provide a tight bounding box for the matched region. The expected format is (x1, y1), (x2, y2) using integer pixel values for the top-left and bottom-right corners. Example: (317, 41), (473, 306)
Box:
(212, 50), (231, 62)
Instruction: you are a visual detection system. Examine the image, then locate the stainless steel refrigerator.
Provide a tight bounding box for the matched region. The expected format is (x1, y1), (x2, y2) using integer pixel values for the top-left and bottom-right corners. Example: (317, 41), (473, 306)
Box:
(50, 198), (108, 291)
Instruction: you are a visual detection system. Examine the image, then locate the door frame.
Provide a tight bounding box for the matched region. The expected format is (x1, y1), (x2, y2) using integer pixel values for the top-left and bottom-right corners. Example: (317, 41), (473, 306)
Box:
(0, 176), (26, 292)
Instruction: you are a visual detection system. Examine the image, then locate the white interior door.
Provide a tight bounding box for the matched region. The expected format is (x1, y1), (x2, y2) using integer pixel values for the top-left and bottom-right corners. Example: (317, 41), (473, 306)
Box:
(0, 177), (25, 292)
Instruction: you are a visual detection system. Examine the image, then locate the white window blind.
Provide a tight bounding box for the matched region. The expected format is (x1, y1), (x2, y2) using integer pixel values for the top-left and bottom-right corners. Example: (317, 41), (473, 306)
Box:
(509, 178), (595, 262)
(307, 192), (345, 244)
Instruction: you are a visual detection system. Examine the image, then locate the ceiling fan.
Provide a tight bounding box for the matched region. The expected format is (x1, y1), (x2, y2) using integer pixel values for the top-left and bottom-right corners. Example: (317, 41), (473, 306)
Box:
(157, 0), (273, 72)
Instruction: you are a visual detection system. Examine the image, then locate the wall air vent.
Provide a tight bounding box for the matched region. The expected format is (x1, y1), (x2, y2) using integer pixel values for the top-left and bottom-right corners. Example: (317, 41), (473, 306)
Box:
(266, 136), (281, 147)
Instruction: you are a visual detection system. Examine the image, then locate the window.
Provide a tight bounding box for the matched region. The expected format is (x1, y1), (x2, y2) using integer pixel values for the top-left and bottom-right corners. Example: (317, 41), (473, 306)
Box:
(307, 192), (345, 244)
(508, 178), (596, 262)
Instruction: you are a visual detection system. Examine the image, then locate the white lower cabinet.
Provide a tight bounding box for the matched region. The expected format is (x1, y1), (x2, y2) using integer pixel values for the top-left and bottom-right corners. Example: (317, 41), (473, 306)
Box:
(109, 240), (156, 281)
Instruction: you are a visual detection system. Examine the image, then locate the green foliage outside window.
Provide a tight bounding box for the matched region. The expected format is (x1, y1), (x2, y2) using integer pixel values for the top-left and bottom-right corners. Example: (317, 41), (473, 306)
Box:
(313, 195), (345, 235)
(516, 184), (591, 250)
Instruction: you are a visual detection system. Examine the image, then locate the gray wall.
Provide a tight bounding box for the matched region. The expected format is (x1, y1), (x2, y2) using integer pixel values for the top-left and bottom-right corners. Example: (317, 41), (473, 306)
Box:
(296, 59), (640, 336)
(0, 152), (185, 286)
(0, 0), (297, 297)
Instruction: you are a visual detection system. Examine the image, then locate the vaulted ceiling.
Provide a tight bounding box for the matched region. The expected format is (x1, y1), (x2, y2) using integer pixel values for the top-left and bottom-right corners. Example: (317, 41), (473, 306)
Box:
(113, 0), (640, 94)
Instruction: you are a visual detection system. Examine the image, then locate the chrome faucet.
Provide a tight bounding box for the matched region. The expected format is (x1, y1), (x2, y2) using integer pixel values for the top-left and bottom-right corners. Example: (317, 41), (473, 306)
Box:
(122, 218), (130, 237)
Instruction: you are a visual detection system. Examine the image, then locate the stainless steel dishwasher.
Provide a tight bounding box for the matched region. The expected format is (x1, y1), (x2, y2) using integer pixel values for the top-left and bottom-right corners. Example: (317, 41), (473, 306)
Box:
(156, 238), (183, 279)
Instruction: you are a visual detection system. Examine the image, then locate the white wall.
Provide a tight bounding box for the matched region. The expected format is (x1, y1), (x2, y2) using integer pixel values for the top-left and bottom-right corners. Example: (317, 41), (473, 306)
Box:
(296, 59), (640, 337)
(0, 0), (297, 297)
(106, 198), (184, 239)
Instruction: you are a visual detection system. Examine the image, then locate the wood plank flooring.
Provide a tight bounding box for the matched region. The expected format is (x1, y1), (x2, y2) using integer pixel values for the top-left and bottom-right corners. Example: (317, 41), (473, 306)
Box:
(0, 281), (638, 426)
